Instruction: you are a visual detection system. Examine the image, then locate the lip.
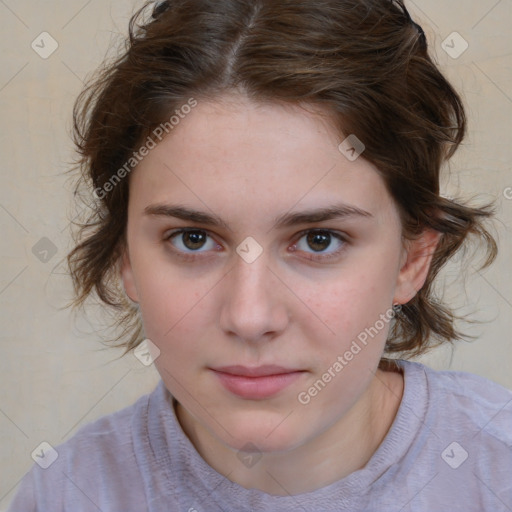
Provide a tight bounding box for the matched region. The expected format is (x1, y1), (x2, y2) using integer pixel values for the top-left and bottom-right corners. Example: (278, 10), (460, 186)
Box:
(213, 365), (302, 377)
(211, 365), (306, 400)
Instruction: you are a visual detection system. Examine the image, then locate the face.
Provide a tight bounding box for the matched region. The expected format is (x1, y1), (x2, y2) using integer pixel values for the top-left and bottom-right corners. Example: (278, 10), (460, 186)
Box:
(121, 93), (435, 453)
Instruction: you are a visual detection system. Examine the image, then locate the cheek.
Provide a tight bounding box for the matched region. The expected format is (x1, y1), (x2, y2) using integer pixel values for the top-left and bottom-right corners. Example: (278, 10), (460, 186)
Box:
(296, 265), (396, 342)
(137, 274), (213, 383)
(134, 262), (213, 344)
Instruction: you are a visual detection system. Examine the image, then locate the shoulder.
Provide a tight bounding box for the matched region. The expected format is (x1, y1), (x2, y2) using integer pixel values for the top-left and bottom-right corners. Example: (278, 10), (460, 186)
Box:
(8, 384), (160, 512)
(389, 361), (512, 509)
(402, 359), (512, 452)
(402, 359), (511, 404)
(421, 361), (511, 410)
(60, 385), (152, 465)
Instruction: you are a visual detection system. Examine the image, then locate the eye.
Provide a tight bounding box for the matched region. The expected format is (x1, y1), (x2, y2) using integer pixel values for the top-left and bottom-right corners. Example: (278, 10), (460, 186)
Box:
(164, 228), (348, 263)
(165, 229), (221, 257)
(290, 230), (347, 261)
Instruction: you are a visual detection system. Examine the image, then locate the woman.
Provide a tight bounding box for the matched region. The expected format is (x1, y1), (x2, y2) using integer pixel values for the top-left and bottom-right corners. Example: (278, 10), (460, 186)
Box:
(9, 0), (511, 510)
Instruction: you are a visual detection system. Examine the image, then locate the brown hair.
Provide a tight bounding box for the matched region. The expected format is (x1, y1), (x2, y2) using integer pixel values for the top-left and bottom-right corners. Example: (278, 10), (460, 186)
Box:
(67, 0), (497, 363)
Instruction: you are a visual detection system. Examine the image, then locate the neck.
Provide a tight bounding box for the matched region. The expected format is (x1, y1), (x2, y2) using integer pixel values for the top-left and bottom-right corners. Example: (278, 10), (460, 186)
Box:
(175, 367), (404, 496)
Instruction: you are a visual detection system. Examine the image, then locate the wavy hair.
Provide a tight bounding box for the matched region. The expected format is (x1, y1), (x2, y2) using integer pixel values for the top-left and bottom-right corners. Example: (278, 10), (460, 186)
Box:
(67, 0), (497, 364)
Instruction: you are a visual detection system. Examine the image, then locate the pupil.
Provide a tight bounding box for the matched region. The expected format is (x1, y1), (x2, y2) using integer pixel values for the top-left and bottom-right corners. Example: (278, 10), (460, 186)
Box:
(184, 231), (206, 250)
(307, 232), (330, 252)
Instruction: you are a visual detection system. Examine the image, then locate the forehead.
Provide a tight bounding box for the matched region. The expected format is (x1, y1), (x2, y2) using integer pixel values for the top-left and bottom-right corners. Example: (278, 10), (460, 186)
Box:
(130, 94), (398, 227)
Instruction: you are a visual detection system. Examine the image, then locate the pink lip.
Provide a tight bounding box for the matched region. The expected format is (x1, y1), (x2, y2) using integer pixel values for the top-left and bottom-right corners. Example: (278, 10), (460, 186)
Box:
(211, 365), (306, 400)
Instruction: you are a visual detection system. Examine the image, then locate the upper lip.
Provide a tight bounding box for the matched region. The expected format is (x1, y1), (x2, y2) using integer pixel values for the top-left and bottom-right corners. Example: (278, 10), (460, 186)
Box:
(212, 365), (303, 377)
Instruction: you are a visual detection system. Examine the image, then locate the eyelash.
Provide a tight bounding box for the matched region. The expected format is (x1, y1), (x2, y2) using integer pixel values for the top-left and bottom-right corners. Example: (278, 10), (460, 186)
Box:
(164, 228), (348, 263)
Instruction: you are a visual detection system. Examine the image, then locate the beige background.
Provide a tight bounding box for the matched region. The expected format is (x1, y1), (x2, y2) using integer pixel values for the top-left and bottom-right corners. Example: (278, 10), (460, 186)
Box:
(0, 0), (511, 508)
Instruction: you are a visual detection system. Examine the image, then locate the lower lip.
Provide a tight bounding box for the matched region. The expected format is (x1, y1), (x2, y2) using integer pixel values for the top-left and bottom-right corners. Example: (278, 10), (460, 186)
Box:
(212, 370), (305, 400)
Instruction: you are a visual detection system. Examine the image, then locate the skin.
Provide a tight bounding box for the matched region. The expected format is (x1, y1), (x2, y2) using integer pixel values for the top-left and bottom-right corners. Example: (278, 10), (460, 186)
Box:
(121, 92), (440, 495)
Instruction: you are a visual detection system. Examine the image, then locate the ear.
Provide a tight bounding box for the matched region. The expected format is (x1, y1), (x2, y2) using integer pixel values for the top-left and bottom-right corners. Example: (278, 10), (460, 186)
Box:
(120, 248), (139, 304)
(393, 229), (441, 306)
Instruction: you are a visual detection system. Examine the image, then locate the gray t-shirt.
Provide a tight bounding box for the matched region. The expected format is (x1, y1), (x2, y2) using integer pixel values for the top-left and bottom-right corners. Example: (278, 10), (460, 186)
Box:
(8, 360), (512, 511)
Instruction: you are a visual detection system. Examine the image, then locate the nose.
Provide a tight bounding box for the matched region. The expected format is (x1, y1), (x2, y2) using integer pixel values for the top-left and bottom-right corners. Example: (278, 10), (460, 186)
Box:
(218, 253), (289, 344)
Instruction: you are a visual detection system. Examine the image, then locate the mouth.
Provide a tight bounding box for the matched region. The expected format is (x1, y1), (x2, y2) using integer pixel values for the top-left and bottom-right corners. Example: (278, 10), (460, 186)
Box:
(210, 365), (307, 400)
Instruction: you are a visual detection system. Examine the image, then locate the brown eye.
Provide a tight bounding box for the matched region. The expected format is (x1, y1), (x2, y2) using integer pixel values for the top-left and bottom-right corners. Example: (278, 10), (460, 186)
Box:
(292, 229), (347, 262)
(182, 231), (207, 250)
(166, 229), (218, 254)
(306, 231), (332, 252)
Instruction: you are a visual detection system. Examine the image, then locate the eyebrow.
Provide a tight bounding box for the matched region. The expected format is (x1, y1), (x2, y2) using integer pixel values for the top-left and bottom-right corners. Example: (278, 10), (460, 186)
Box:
(143, 203), (373, 230)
